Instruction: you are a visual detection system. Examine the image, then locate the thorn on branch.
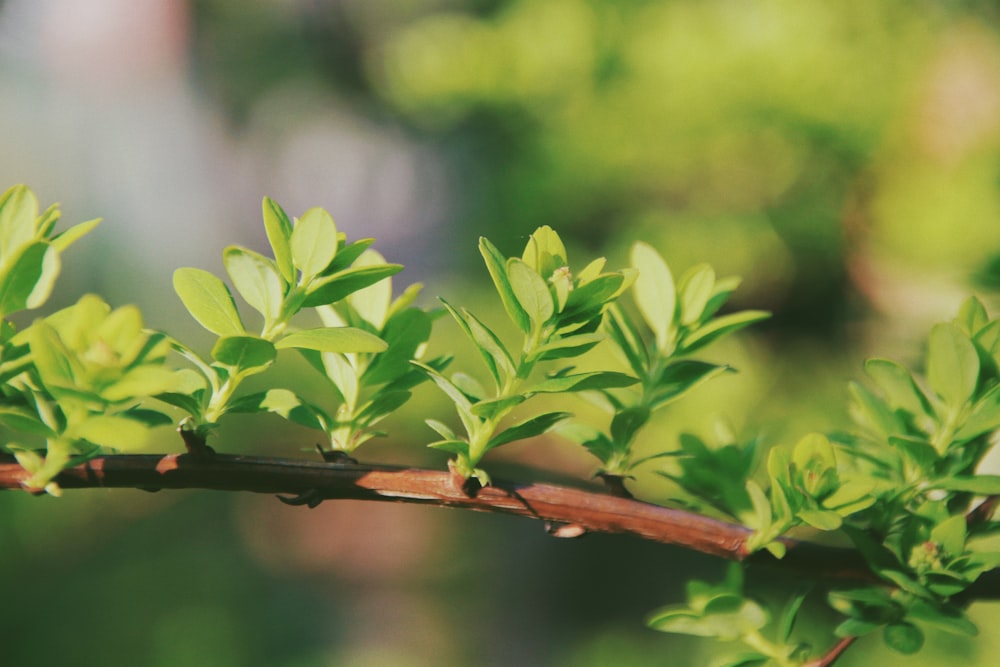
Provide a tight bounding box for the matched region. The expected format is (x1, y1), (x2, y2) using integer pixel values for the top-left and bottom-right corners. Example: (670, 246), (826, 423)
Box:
(276, 489), (326, 508)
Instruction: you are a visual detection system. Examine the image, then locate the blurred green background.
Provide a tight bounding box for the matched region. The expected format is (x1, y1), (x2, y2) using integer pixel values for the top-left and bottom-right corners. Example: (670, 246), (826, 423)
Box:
(4, 0), (1000, 664)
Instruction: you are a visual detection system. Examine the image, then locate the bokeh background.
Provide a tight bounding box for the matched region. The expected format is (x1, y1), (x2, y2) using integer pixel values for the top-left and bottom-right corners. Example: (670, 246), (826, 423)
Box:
(4, 0), (1000, 665)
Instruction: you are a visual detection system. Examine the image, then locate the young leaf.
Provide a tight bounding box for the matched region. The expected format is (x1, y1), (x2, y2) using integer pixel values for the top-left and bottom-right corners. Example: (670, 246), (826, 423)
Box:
(479, 237), (530, 333)
(50, 218), (100, 252)
(678, 263), (715, 326)
(927, 322), (979, 408)
(680, 310), (770, 355)
(864, 358), (932, 419)
(0, 242), (59, 316)
(507, 258), (554, 328)
(76, 414), (151, 449)
(173, 267), (245, 336)
(0, 184), (37, 262)
(223, 247), (285, 325)
(441, 299), (513, 387)
(275, 327), (387, 353)
(302, 264), (402, 308)
(262, 197), (295, 284)
(528, 371), (637, 394)
(487, 411), (571, 450)
(883, 622), (923, 655)
(630, 242), (676, 352)
(955, 383), (1000, 441)
(211, 335), (277, 372)
(347, 250), (393, 329)
(291, 207), (338, 280)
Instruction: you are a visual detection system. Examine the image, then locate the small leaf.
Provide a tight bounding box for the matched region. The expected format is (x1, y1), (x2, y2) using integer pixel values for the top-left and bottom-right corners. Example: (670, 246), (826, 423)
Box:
(927, 322), (979, 408)
(427, 439), (469, 455)
(223, 247), (285, 325)
(507, 258), (554, 327)
(865, 358), (933, 419)
(479, 237), (530, 333)
(347, 249), (393, 329)
(956, 383), (1000, 441)
(610, 406), (650, 448)
(229, 388), (328, 431)
(0, 184), (38, 262)
(956, 296), (989, 336)
(302, 264), (403, 308)
(291, 207), (338, 280)
(173, 268), (245, 336)
(50, 218), (100, 251)
(471, 395), (526, 420)
(931, 475), (1000, 494)
(76, 415), (150, 450)
(678, 263), (715, 326)
(211, 335), (277, 372)
(883, 622), (923, 655)
(276, 327), (386, 353)
(0, 405), (56, 436)
(487, 411), (570, 450)
(263, 197), (295, 283)
(425, 419), (457, 440)
(649, 361), (732, 409)
(0, 242), (58, 317)
(528, 371), (637, 394)
(631, 242), (676, 352)
(680, 310), (770, 355)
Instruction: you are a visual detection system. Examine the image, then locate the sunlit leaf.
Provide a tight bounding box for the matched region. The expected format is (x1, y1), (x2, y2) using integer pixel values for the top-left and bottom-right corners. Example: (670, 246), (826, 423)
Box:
(263, 197), (295, 284)
(479, 236), (530, 333)
(211, 335), (277, 372)
(223, 247), (285, 326)
(291, 207), (338, 280)
(927, 322), (979, 408)
(507, 258), (554, 327)
(631, 242), (676, 352)
(276, 327), (386, 353)
(487, 411), (570, 450)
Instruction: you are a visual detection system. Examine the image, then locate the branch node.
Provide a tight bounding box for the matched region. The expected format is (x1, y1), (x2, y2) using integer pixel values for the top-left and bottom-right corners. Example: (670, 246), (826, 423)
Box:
(317, 446), (358, 465)
(448, 460), (481, 497)
(596, 472), (634, 499)
(179, 425), (215, 461)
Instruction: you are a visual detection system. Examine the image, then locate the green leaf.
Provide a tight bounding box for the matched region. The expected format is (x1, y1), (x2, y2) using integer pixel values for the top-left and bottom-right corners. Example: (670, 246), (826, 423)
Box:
(471, 395), (526, 420)
(521, 225), (567, 278)
(797, 509), (842, 531)
(931, 515), (966, 556)
(262, 197), (295, 284)
(302, 264), (403, 308)
(849, 381), (903, 438)
(211, 335), (277, 372)
(76, 414), (150, 450)
(956, 383), (1000, 441)
(610, 406), (650, 448)
(425, 419), (456, 440)
(276, 327), (386, 353)
(956, 296), (989, 336)
(229, 388), (328, 431)
(883, 622), (923, 655)
(865, 358), (933, 419)
(28, 320), (81, 391)
(680, 310), (770, 355)
(364, 308), (433, 386)
(441, 299), (513, 387)
(678, 263), (715, 326)
(291, 207), (338, 280)
(507, 258), (554, 327)
(50, 217), (100, 252)
(931, 475), (1000, 494)
(427, 439), (469, 455)
(907, 599), (978, 637)
(487, 411), (570, 450)
(528, 371), (637, 394)
(479, 237), (530, 333)
(347, 249), (393, 329)
(102, 366), (186, 402)
(649, 361), (732, 409)
(604, 304), (648, 377)
(0, 242), (59, 317)
(631, 242), (676, 352)
(559, 274), (627, 328)
(223, 247), (285, 325)
(0, 405), (56, 436)
(173, 267), (245, 336)
(0, 184), (38, 262)
(927, 322), (979, 408)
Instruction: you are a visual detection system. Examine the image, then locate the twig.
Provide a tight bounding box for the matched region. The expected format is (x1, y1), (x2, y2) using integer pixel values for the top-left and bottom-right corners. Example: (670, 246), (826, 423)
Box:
(2, 452), (1000, 598)
(806, 636), (857, 667)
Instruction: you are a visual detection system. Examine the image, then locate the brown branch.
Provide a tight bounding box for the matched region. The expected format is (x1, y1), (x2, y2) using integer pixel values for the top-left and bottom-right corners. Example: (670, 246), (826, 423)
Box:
(806, 636), (857, 667)
(2, 452), (1000, 598)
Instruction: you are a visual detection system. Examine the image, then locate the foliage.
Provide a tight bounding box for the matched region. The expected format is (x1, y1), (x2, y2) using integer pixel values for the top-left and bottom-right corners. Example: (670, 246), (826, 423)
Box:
(2, 183), (1000, 665)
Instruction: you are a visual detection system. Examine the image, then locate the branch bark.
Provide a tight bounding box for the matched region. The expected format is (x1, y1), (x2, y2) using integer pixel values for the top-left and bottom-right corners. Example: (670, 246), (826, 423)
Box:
(2, 452), (999, 599)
